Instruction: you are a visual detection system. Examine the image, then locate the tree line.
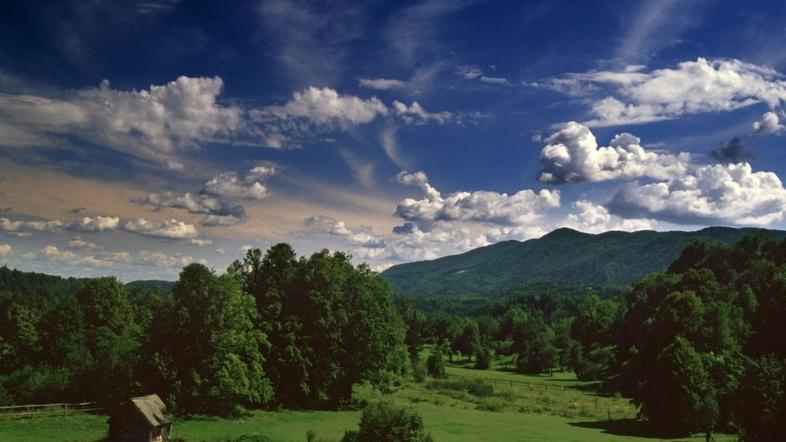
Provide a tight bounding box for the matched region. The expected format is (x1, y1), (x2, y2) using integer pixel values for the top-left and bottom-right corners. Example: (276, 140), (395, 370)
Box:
(401, 233), (786, 440)
(0, 244), (406, 415)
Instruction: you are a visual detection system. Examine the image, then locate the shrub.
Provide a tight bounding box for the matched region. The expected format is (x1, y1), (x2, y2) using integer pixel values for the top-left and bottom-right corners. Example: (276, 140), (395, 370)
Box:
(426, 350), (446, 379)
(465, 379), (494, 397)
(345, 381), (384, 410)
(411, 355), (427, 383)
(426, 378), (494, 397)
(475, 400), (503, 412)
(474, 347), (492, 370)
(341, 401), (433, 442)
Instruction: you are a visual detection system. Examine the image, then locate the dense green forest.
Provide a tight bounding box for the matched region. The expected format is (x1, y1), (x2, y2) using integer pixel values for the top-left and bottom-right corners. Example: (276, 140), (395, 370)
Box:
(400, 233), (786, 441)
(0, 245), (405, 415)
(3, 233), (786, 440)
(381, 227), (786, 295)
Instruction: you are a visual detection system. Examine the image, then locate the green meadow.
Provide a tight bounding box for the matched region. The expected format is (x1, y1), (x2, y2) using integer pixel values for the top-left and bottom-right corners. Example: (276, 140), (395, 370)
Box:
(0, 362), (735, 442)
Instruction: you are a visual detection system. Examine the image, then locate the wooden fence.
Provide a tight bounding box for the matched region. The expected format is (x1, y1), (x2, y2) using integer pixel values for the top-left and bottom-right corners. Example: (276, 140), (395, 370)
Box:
(448, 373), (572, 392)
(0, 401), (104, 419)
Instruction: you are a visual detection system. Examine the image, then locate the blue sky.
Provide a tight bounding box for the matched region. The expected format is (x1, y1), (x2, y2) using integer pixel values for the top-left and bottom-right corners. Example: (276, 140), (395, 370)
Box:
(3, 0), (786, 280)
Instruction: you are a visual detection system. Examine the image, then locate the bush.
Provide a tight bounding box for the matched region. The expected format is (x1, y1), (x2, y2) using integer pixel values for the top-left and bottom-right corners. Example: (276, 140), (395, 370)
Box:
(465, 379), (494, 397)
(427, 378), (494, 397)
(345, 381), (384, 410)
(341, 401), (433, 442)
(411, 355), (427, 383)
(475, 400), (503, 412)
(474, 347), (492, 370)
(426, 351), (446, 379)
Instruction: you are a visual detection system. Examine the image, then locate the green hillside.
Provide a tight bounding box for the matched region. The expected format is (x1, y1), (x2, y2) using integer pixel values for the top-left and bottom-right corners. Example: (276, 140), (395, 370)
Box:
(380, 227), (786, 295)
(124, 279), (175, 294)
(0, 266), (174, 298)
(0, 266), (87, 298)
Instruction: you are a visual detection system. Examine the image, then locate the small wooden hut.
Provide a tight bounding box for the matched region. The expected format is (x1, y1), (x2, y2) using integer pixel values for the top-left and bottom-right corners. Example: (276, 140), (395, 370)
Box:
(108, 394), (173, 442)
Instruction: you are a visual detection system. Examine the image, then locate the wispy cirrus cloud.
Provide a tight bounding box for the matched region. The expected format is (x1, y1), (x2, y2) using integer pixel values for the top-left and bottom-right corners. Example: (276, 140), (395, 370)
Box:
(456, 65), (511, 86)
(615, 0), (701, 64)
(358, 78), (408, 90)
(384, 0), (478, 65)
(359, 64), (446, 95)
(257, 0), (369, 87)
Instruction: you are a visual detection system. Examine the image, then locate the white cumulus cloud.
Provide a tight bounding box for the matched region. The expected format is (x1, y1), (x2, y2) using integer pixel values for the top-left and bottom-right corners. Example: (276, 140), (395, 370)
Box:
(0, 217), (65, 232)
(563, 200), (656, 233)
(752, 111), (785, 136)
(66, 237), (102, 251)
(203, 171), (272, 200)
(537, 58), (786, 127)
(304, 215), (386, 248)
(608, 162), (786, 226)
(394, 171), (560, 231)
(133, 165), (274, 226)
(124, 218), (199, 239)
(262, 87), (388, 128)
(538, 122), (690, 184)
(68, 216), (120, 232)
(0, 76), (244, 165)
(0, 216), (121, 233)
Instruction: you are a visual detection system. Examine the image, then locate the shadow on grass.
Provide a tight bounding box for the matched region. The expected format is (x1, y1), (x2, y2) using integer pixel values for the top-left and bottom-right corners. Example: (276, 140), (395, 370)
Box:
(570, 419), (690, 440)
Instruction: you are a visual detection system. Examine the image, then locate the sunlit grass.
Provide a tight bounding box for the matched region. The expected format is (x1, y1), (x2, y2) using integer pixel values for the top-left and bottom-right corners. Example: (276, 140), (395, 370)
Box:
(0, 364), (736, 442)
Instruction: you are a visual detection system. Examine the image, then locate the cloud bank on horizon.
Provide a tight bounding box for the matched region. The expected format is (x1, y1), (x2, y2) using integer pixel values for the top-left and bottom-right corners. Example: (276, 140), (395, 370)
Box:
(3, 0), (786, 279)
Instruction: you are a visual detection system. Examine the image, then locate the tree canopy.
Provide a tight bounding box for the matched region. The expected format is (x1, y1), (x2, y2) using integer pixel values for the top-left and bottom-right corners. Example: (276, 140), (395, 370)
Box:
(0, 245), (405, 415)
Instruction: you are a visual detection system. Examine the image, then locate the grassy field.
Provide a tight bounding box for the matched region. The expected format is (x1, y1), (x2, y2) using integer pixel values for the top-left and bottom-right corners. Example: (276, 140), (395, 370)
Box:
(0, 361), (736, 442)
(0, 406), (736, 442)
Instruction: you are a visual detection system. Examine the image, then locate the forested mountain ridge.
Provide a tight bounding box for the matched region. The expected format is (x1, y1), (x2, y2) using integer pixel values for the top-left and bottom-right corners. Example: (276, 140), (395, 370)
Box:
(123, 279), (175, 294)
(381, 227), (786, 295)
(0, 266), (87, 298)
(0, 267), (174, 298)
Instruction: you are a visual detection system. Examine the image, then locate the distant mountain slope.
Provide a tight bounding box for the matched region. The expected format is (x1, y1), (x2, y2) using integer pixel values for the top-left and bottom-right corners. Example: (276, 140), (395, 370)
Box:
(380, 227), (786, 295)
(125, 279), (175, 294)
(0, 265), (87, 297)
(0, 266), (175, 298)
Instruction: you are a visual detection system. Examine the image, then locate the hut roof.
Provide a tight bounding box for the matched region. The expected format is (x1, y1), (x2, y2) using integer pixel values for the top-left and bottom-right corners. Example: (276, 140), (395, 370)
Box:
(129, 394), (172, 427)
